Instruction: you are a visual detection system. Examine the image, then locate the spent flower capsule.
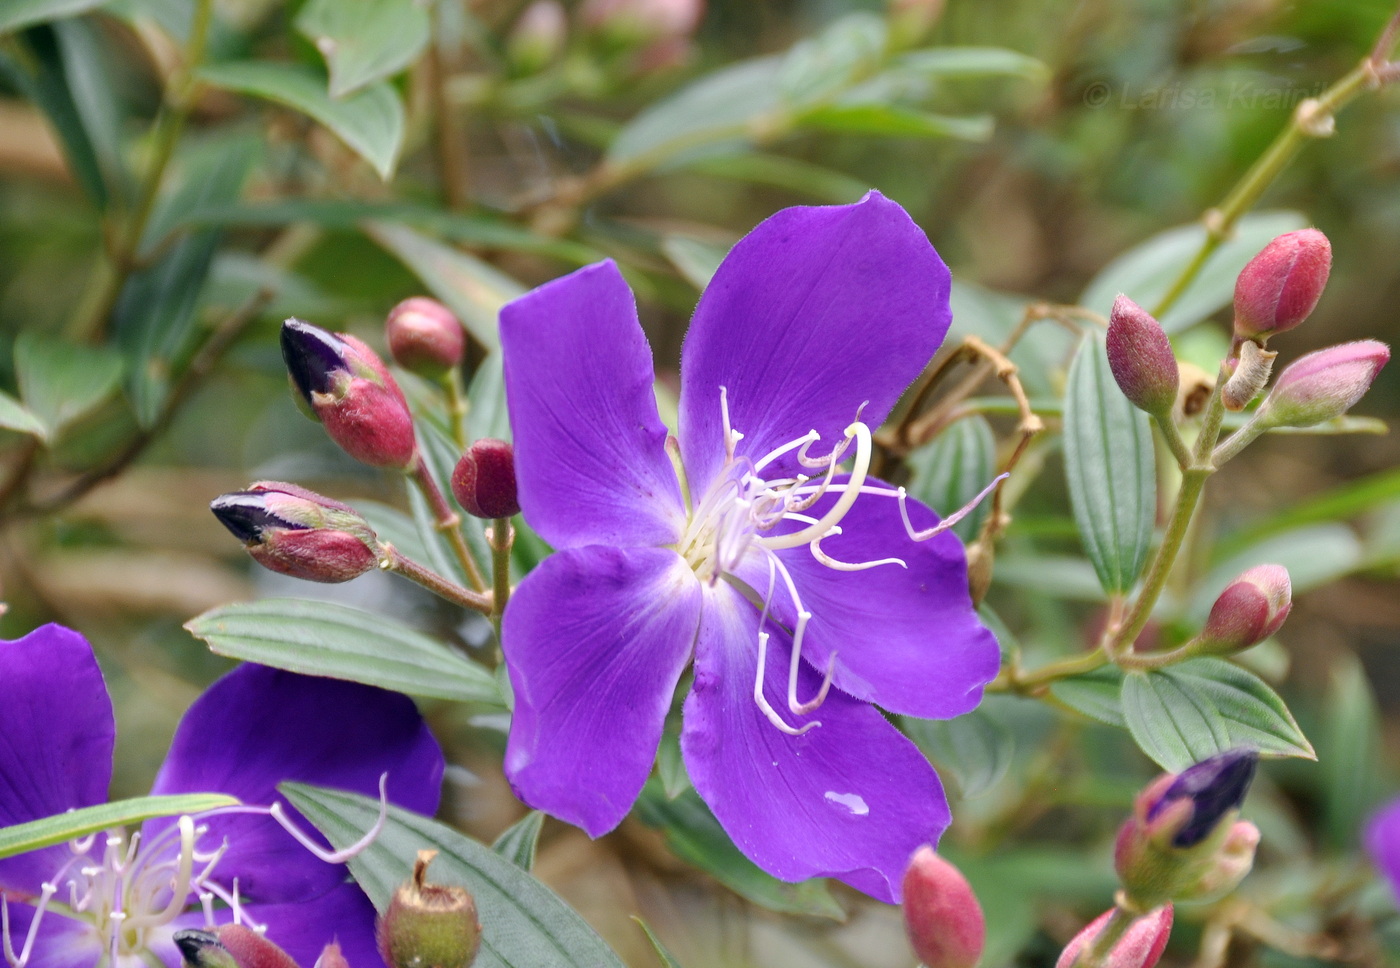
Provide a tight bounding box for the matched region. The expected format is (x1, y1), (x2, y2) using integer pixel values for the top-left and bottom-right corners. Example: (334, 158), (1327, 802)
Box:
(378, 850), (482, 968)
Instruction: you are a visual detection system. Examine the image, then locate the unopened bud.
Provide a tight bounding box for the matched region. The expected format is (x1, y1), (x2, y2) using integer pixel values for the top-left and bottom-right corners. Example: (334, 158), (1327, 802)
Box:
(1233, 229), (1332, 342)
(1055, 905), (1173, 968)
(1220, 340), (1277, 412)
(1193, 564), (1291, 656)
(1115, 749), (1259, 907)
(1255, 340), (1390, 428)
(386, 297), (465, 378)
(451, 439), (520, 519)
(211, 481), (379, 583)
(580, 0), (703, 44)
(174, 926), (299, 968)
(314, 942), (351, 968)
(282, 318), (418, 469)
(379, 850), (481, 968)
(901, 846), (985, 968)
(1106, 295), (1179, 416)
(507, 1), (568, 73)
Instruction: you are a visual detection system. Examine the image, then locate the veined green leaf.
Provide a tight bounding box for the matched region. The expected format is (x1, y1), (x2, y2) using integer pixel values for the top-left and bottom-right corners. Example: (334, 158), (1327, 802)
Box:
(1050, 666), (1125, 727)
(0, 0), (105, 34)
(491, 811), (544, 870)
(0, 794), (238, 860)
(904, 705), (1014, 799)
(799, 104), (993, 141)
(14, 333), (123, 440)
(295, 0), (429, 97)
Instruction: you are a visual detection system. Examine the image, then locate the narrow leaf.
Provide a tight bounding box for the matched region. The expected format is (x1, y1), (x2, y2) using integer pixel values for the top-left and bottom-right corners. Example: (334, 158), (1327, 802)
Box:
(1063, 334), (1155, 593)
(0, 0), (104, 34)
(491, 811), (545, 870)
(890, 47), (1047, 81)
(284, 784), (629, 968)
(185, 598), (501, 705)
(633, 918), (684, 968)
(295, 0), (429, 98)
(0, 794), (237, 859)
(660, 235), (728, 290)
(799, 104), (993, 141)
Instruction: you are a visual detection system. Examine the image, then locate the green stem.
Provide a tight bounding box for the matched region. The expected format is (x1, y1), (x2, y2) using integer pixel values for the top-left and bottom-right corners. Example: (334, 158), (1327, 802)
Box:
(408, 454), (488, 592)
(1153, 413), (1193, 470)
(489, 518), (514, 640)
(441, 371), (470, 450)
(1211, 412), (1270, 466)
(380, 545), (491, 614)
(988, 647), (1108, 694)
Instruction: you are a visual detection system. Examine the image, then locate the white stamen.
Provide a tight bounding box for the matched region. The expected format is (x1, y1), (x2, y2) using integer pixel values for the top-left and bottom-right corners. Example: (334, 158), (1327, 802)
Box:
(897, 474), (1008, 542)
(758, 422), (873, 551)
(268, 773), (389, 864)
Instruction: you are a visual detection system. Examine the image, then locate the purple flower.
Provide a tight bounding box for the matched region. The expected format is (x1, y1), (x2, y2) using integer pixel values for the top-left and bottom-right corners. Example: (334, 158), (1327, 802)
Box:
(0, 624), (444, 968)
(1366, 798), (1400, 902)
(498, 192), (1000, 902)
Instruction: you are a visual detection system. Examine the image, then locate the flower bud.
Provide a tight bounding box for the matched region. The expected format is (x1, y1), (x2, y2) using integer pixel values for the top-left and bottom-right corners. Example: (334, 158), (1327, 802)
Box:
(451, 439), (520, 519)
(1220, 340), (1277, 412)
(1193, 564), (1291, 656)
(1055, 905), (1173, 968)
(1106, 295), (1179, 417)
(580, 0), (703, 44)
(1233, 229), (1332, 342)
(282, 318), (418, 469)
(379, 850), (481, 968)
(386, 297), (465, 378)
(902, 846), (985, 968)
(174, 926), (299, 968)
(1255, 340), (1390, 429)
(211, 481), (379, 583)
(507, 1), (568, 74)
(315, 942), (351, 968)
(1115, 749), (1259, 908)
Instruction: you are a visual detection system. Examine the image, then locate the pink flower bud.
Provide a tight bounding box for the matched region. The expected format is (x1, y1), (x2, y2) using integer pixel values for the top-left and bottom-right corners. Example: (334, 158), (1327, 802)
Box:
(173, 926), (300, 968)
(1106, 295), (1179, 416)
(315, 942), (352, 968)
(210, 481), (379, 583)
(1055, 905), (1173, 968)
(1195, 564), (1291, 655)
(580, 0), (703, 43)
(1256, 340), (1389, 428)
(282, 318), (418, 469)
(451, 439), (521, 519)
(386, 297), (466, 377)
(507, 1), (568, 73)
(1233, 228), (1332, 341)
(902, 847), (985, 968)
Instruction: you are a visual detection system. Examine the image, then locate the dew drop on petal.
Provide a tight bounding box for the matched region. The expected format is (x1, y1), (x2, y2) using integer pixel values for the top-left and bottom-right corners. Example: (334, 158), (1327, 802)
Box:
(824, 791), (870, 816)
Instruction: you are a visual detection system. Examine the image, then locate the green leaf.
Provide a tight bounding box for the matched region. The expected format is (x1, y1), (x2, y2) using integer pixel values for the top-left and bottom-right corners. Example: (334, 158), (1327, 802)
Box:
(0, 0), (105, 34)
(14, 333), (123, 440)
(633, 918), (684, 968)
(355, 499), (436, 568)
(185, 598), (502, 705)
(491, 811), (544, 870)
(1320, 654), (1390, 850)
(466, 353), (510, 443)
(284, 784), (629, 968)
(0, 794), (237, 859)
(799, 104), (993, 141)
(635, 782), (844, 920)
(1062, 334), (1155, 593)
(1079, 211), (1308, 333)
(655, 725), (690, 799)
(660, 235), (729, 290)
(904, 705), (1014, 799)
(367, 222), (525, 350)
(295, 0), (429, 97)
(889, 46), (1047, 81)
(51, 19), (126, 199)
(1190, 523), (1364, 624)
(1216, 467), (1400, 560)
(905, 415), (996, 542)
(1120, 658), (1315, 771)
(0, 390), (46, 437)
(1050, 666), (1126, 727)
(684, 154), (868, 204)
(777, 13), (886, 106)
(198, 62), (404, 179)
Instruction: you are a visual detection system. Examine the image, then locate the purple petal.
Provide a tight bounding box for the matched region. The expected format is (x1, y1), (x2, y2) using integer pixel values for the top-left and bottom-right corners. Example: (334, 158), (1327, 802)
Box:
(500, 260), (685, 549)
(0, 625), (113, 895)
(678, 192), (951, 494)
(681, 584), (950, 902)
(147, 666), (443, 903)
(0, 904), (103, 968)
(504, 546), (701, 837)
(1366, 797), (1400, 901)
(766, 481), (1000, 718)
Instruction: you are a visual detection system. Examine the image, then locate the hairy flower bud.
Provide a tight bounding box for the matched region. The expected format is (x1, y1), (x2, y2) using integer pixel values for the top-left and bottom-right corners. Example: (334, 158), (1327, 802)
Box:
(379, 850), (481, 968)
(1220, 340), (1277, 412)
(1233, 229), (1332, 342)
(508, 1), (568, 73)
(1193, 564), (1291, 656)
(1106, 295), (1179, 416)
(174, 926), (299, 968)
(1255, 340), (1390, 428)
(211, 481), (379, 583)
(580, 0), (703, 43)
(451, 439), (521, 519)
(902, 846), (985, 968)
(315, 942), (351, 968)
(1115, 749), (1259, 908)
(386, 297), (465, 378)
(282, 318), (418, 469)
(1055, 905), (1173, 968)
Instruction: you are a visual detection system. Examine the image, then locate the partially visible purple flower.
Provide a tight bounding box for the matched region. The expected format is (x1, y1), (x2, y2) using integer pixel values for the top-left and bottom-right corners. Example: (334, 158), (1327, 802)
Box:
(1365, 798), (1400, 902)
(498, 192), (1000, 901)
(0, 624), (443, 968)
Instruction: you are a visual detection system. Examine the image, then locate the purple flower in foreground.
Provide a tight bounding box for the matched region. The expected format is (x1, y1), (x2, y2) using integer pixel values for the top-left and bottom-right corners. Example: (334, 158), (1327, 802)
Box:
(498, 192), (1000, 902)
(0, 624), (444, 968)
(1365, 798), (1400, 902)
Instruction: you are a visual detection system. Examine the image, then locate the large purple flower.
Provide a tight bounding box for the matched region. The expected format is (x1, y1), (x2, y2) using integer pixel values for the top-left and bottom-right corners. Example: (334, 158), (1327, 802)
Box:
(1366, 798), (1400, 902)
(0, 624), (444, 968)
(499, 192), (1000, 902)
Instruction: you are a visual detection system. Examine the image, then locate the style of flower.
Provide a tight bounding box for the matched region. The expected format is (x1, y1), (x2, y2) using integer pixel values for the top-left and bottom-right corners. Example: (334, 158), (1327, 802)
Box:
(498, 192), (1000, 902)
(0, 624), (444, 968)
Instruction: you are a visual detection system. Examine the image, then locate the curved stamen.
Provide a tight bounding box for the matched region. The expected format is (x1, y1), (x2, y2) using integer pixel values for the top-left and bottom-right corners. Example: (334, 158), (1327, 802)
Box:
(897, 474), (1008, 542)
(766, 554), (836, 716)
(759, 422), (873, 551)
(754, 632), (818, 736)
(753, 429), (820, 474)
(809, 530), (907, 571)
(268, 774), (389, 864)
(126, 816), (196, 931)
(2, 883), (55, 968)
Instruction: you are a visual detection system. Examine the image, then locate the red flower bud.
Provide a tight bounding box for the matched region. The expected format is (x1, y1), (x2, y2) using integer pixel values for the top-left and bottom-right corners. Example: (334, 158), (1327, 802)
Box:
(1106, 295), (1179, 416)
(507, 1), (568, 73)
(1256, 340), (1390, 428)
(211, 481), (379, 583)
(1055, 905), (1173, 968)
(451, 439), (521, 519)
(386, 297), (465, 377)
(580, 0), (703, 42)
(1195, 564), (1291, 655)
(1233, 228), (1332, 341)
(902, 847), (985, 968)
(379, 850), (481, 968)
(282, 318), (418, 469)
(173, 926), (300, 968)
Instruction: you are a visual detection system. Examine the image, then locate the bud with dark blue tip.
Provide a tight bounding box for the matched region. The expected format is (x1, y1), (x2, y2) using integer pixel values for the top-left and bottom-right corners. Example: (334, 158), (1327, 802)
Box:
(211, 481), (379, 583)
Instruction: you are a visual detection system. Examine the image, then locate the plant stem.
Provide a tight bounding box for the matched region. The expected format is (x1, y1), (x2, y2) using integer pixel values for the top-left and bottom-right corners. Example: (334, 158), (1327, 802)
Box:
(380, 544), (491, 613)
(988, 647), (1108, 695)
(408, 454), (487, 592)
(1153, 414), (1193, 470)
(488, 519), (514, 639)
(441, 371), (470, 449)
